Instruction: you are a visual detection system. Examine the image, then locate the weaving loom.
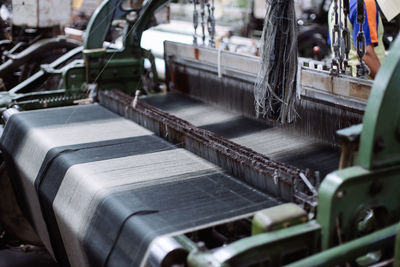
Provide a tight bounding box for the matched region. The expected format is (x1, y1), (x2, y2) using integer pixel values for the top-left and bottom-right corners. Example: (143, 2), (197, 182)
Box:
(0, 104), (280, 266)
(0, 0), (400, 266)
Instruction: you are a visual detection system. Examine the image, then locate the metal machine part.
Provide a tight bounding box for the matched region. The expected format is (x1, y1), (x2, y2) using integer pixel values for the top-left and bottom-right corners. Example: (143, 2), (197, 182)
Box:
(0, 37), (81, 90)
(0, 1), (84, 94)
(98, 89), (306, 204)
(0, 0), (77, 74)
(0, 0), (162, 110)
(95, 37), (400, 264)
(62, 0), (166, 95)
(182, 35), (400, 267)
(164, 41), (371, 144)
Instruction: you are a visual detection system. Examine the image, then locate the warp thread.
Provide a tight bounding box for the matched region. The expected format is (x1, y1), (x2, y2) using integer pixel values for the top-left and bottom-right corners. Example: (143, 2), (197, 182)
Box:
(254, 0), (298, 124)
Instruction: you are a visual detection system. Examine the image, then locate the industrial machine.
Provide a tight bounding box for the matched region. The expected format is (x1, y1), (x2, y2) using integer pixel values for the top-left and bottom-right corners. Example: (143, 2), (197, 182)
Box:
(0, 0), (87, 91)
(0, 0), (399, 266)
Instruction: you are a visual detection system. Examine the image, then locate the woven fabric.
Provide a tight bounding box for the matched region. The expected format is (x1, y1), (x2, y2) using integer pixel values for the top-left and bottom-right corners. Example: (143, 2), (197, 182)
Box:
(1, 104), (279, 267)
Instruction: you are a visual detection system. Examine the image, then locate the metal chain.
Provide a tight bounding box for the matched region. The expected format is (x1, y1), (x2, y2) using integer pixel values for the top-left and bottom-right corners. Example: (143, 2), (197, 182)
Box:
(355, 0), (370, 77)
(330, 0), (341, 75)
(331, 0), (353, 76)
(338, 0), (345, 69)
(192, 0), (216, 48)
(342, 0), (352, 74)
(207, 0), (216, 48)
(193, 0), (199, 45)
(200, 0), (206, 45)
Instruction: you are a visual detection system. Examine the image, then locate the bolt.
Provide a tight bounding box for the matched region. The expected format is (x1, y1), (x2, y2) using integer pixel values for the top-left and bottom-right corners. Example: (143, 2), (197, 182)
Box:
(336, 190), (345, 199)
(196, 241), (207, 252)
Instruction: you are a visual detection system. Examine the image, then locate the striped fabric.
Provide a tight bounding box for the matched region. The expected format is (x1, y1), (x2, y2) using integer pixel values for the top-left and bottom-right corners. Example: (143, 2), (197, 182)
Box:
(0, 104), (279, 267)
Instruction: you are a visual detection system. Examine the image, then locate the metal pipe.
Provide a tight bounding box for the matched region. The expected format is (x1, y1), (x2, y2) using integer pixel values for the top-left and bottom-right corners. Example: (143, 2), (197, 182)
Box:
(174, 234), (197, 251)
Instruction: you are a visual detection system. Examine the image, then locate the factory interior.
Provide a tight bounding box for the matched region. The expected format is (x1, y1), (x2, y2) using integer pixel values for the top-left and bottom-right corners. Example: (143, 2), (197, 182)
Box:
(0, 0), (399, 266)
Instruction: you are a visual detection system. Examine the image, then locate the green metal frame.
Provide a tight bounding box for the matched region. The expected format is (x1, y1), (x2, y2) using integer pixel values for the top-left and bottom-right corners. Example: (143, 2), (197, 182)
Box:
(357, 36), (400, 169)
(0, 0), (168, 110)
(188, 221), (320, 267)
(187, 35), (400, 266)
(63, 0), (169, 95)
(252, 203), (308, 235)
(395, 226), (400, 266)
(317, 165), (400, 249)
(286, 223), (399, 267)
(317, 35), (400, 250)
(0, 46), (83, 110)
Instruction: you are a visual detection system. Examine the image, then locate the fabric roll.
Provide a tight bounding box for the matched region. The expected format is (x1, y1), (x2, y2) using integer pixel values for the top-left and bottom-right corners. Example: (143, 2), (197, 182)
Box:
(1, 104), (280, 267)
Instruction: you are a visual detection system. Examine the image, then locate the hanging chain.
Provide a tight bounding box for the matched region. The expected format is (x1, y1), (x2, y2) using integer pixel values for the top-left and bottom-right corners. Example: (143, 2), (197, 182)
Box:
(207, 0), (216, 48)
(200, 0), (206, 45)
(192, 0), (216, 48)
(342, 0), (352, 74)
(330, 0), (341, 75)
(355, 0), (370, 77)
(331, 0), (353, 76)
(338, 0), (345, 69)
(193, 0), (199, 45)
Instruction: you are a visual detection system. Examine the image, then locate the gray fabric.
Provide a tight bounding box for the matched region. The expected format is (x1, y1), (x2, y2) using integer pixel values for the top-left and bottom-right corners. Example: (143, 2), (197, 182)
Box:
(142, 93), (340, 178)
(1, 104), (280, 267)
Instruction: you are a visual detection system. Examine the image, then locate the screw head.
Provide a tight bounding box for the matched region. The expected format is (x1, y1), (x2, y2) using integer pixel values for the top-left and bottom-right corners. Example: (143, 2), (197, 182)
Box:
(196, 241), (207, 252)
(336, 190), (345, 199)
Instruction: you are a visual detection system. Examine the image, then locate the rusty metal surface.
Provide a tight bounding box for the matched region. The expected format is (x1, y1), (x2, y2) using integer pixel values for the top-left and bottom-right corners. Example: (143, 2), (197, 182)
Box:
(98, 90), (319, 205)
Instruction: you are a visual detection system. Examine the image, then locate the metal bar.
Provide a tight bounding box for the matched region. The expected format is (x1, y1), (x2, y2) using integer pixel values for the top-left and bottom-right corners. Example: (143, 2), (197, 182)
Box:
(174, 235), (197, 251)
(9, 46), (83, 94)
(299, 173), (318, 196)
(0, 38), (81, 79)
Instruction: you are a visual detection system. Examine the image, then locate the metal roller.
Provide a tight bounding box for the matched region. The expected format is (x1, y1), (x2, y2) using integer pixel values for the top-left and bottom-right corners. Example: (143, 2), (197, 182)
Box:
(147, 236), (188, 267)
